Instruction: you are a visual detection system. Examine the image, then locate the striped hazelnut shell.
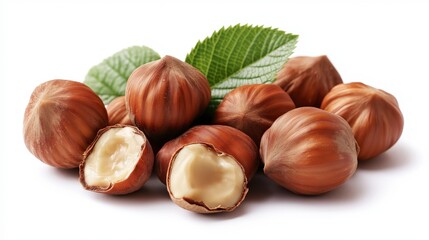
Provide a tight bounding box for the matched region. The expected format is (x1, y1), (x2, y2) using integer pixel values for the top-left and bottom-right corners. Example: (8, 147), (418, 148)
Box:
(125, 55), (211, 143)
(213, 84), (295, 146)
(321, 82), (404, 160)
(274, 55), (343, 107)
(106, 96), (133, 126)
(23, 79), (108, 168)
(260, 107), (359, 195)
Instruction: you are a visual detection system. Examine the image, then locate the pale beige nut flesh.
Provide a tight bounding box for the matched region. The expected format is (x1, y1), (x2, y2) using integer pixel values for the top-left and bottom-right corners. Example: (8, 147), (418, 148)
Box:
(80, 125), (154, 195)
(168, 144), (245, 210)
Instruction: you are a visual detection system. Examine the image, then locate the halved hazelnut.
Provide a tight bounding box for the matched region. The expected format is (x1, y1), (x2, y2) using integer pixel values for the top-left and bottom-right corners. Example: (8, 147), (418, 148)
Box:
(157, 125), (259, 213)
(260, 107), (359, 195)
(321, 82), (404, 160)
(23, 79), (108, 168)
(213, 84), (295, 146)
(79, 125), (154, 195)
(169, 144), (245, 212)
(274, 55), (343, 107)
(106, 96), (132, 126)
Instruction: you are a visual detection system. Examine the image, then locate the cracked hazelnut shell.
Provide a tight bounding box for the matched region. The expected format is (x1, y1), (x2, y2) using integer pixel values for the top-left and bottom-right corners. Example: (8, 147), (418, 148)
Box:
(274, 55), (343, 107)
(260, 107), (359, 195)
(79, 125), (154, 195)
(321, 82), (404, 160)
(125, 55), (211, 143)
(213, 84), (295, 146)
(156, 125), (258, 213)
(23, 79), (108, 168)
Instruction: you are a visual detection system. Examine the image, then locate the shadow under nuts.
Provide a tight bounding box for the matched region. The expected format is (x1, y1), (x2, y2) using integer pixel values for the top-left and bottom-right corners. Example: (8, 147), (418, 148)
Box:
(126, 55), (211, 143)
(156, 125), (259, 213)
(23, 79), (108, 168)
(260, 107), (359, 195)
(321, 82), (404, 160)
(213, 84), (295, 146)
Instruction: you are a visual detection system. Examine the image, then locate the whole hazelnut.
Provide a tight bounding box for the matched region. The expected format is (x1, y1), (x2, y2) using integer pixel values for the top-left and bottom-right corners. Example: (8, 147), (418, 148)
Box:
(156, 125), (258, 213)
(274, 55), (343, 107)
(106, 96), (132, 126)
(213, 84), (295, 146)
(126, 55), (211, 143)
(321, 82), (404, 160)
(260, 107), (359, 195)
(23, 79), (108, 168)
(80, 125), (154, 195)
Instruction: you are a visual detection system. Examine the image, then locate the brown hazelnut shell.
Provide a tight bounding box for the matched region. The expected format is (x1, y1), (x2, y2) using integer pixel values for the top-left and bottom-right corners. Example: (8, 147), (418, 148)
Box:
(321, 82), (404, 160)
(23, 79), (108, 168)
(157, 125), (259, 184)
(274, 55), (343, 107)
(213, 84), (295, 146)
(106, 96), (133, 126)
(157, 125), (259, 213)
(125, 55), (211, 143)
(79, 125), (154, 195)
(260, 107), (359, 195)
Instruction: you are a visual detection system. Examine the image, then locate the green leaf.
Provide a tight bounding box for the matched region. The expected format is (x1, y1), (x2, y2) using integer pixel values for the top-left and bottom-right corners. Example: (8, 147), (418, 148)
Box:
(186, 24), (298, 111)
(84, 46), (160, 104)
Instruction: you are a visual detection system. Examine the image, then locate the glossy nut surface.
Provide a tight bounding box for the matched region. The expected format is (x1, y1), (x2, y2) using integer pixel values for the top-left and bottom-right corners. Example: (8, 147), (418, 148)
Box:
(260, 107), (358, 195)
(274, 55), (343, 107)
(213, 84), (295, 146)
(106, 96), (133, 126)
(321, 82), (404, 160)
(23, 79), (108, 168)
(126, 55), (211, 143)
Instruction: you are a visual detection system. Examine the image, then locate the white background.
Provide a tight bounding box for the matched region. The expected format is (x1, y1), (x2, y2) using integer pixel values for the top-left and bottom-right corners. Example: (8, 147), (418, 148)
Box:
(1, 0), (428, 239)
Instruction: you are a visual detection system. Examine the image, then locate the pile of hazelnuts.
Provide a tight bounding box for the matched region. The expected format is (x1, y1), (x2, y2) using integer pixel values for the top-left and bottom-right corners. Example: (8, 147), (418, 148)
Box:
(23, 55), (404, 213)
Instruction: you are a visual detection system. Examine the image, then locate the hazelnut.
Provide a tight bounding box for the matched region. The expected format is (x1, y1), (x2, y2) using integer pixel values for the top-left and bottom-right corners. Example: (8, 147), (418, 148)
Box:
(156, 125), (259, 213)
(274, 55), (343, 107)
(213, 84), (295, 146)
(125, 55), (211, 143)
(23, 79), (108, 168)
(321, 82), (404, 160)
(106, 96), (132, 126)
(79, 125), (154, 195)
(260, 107), (359, 195)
